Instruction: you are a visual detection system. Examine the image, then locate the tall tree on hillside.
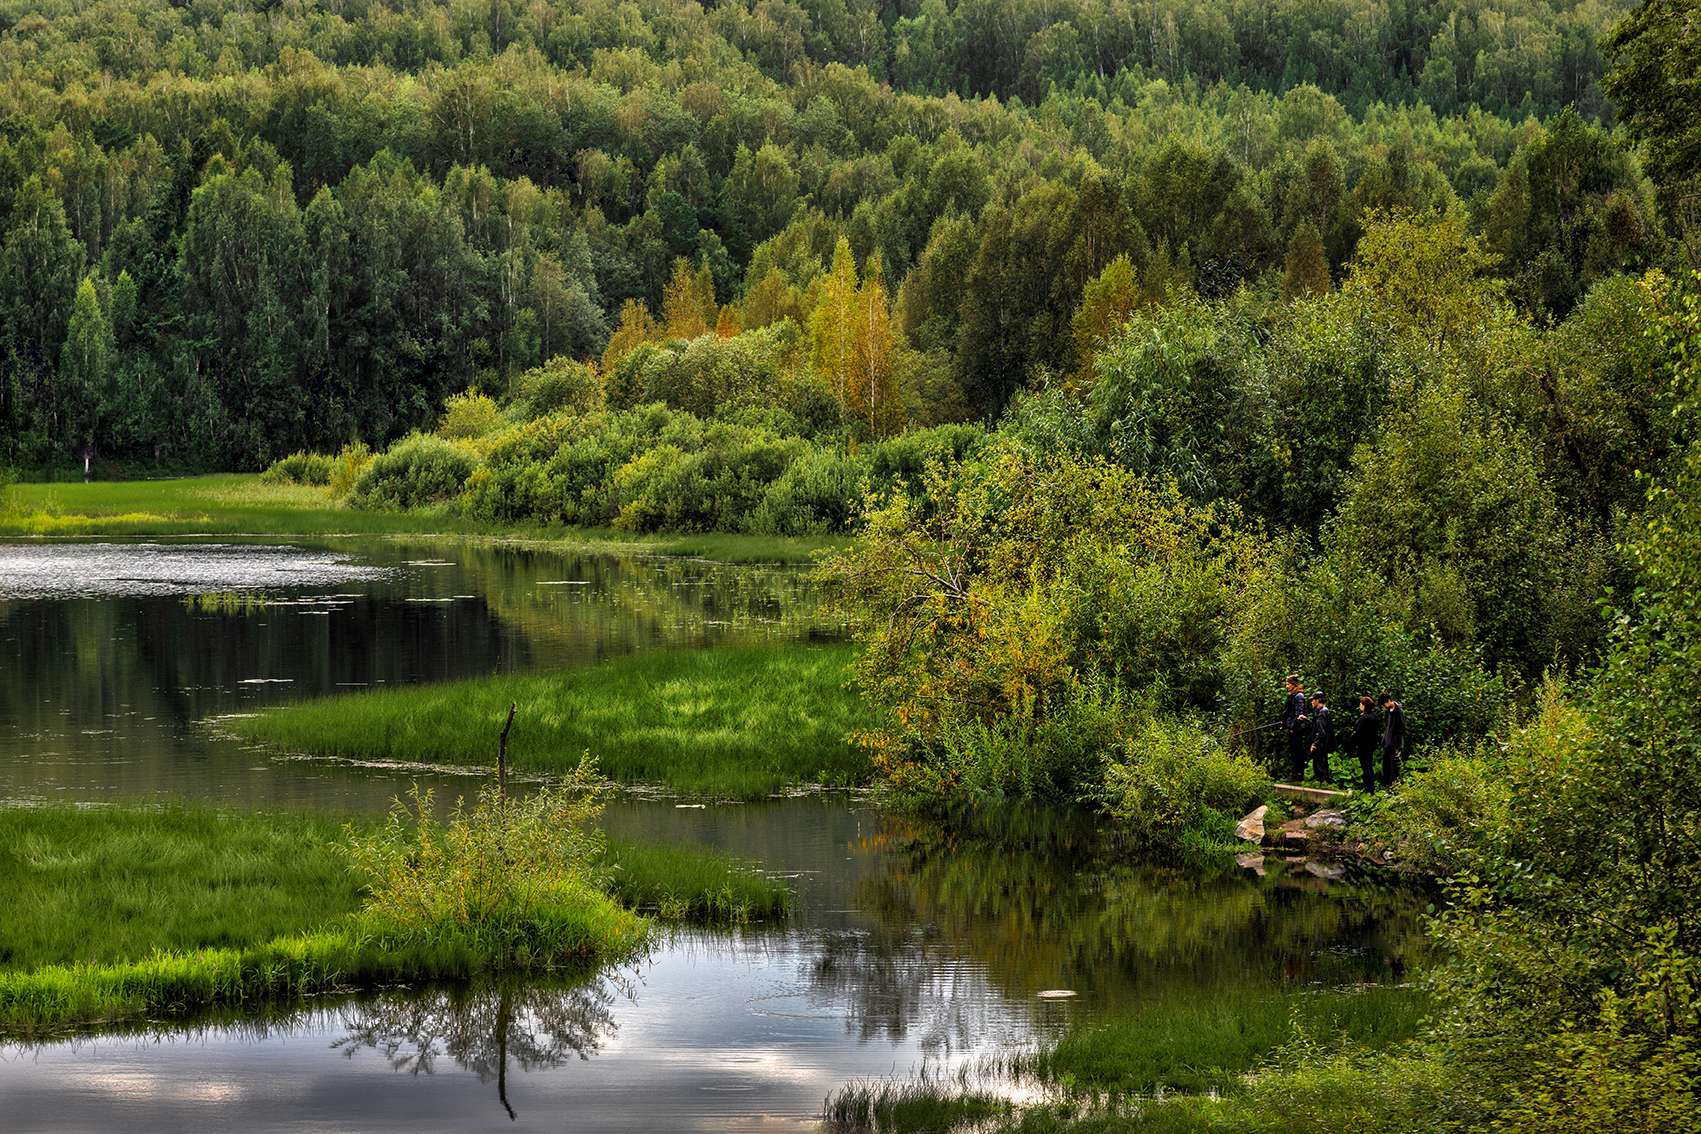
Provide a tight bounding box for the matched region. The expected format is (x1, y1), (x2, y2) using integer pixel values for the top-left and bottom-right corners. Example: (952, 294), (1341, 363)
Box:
(1603, 0), (1701, 191)
(1, 178), (85, 461)
(1071, 254), (1143, 380)
(851, 254), (902, 435)
(812, 238), (860, 417)
(59, 276), (113, 479)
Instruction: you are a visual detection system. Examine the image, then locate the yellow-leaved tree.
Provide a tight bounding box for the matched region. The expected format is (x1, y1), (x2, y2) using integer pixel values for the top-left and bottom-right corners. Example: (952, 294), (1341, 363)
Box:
(1069, 253), (1143, 383)
(811, 239), (905, 435)
(850, 255), (904, 435)
(600, 298), (660, 370)
(661, 258), (717, 340)
(811, 237), (859, 418)
(1346, 208), (1500, 344)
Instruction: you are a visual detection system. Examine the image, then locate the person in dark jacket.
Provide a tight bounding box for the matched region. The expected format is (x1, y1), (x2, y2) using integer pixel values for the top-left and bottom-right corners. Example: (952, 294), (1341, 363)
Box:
(1307, 691), (1334, 783)
(1281, 675), (1309, 781)
(1378, 692), (1406, 786)
(1350, 695), (1381, 793)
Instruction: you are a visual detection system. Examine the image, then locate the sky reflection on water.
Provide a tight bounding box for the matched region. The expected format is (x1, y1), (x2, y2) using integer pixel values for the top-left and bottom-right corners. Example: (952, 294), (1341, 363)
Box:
(0, 927), (1044, 1134)
(0, 542), (392, 599)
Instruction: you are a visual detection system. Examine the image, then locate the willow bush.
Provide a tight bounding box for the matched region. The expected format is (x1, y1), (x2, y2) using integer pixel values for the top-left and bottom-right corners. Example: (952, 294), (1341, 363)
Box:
(345, 758), (648, 965)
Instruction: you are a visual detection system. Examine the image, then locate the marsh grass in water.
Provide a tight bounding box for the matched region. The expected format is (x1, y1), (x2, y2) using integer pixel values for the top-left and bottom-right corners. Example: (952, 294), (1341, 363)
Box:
(0, 803), (369, 971)
(824, 990), (1436, 1134)
(0, 798), (786, 1035)
(600, 838), (789, 922)
(233, 643), (879, 798)
(825, 1074), (1008, 1134)
(1011, 984), (1430, 1096)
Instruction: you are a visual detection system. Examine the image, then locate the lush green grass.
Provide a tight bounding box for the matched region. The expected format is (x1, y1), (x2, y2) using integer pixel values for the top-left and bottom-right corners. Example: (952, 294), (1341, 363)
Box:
(0, 906), (648, 1039)
(600, 837), (790, 921)
(1013, 984), (1430, 1096)
(231, 642), (879, 799)
(0, 475), (848, 562)
(824, 987), (1437, 1133)
(0, 803), (371, 971)
(0, 802), (793, 1035)
(0, 475), (469, 536)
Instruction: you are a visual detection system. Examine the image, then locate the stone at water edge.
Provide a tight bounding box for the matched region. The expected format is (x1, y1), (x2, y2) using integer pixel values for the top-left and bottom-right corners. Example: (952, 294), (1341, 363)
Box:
(1234, 805), (1268, 842)
(1305, 809), (1348, 830)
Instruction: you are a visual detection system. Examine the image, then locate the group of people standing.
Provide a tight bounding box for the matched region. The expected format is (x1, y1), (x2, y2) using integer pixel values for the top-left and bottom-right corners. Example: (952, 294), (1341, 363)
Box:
(1280, 675), (1406, 792)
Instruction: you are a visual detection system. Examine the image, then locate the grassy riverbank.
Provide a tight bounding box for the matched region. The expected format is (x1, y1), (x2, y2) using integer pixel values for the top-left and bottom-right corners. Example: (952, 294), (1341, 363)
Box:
(1011, 983), (1429, 1096)
(0, 475), (844, 563)
(827, 984), (1435, 1133)
(0, 802), (788, 1035)
(229, 643), (879, 798)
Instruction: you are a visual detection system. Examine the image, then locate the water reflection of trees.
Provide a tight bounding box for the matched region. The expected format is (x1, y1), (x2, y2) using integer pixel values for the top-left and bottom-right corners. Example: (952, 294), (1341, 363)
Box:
(807, 927), (1031, 1060)
(845, 804), (1430, 1013)
(389, 540), (844, 663)
(332, 976), (624, 1118)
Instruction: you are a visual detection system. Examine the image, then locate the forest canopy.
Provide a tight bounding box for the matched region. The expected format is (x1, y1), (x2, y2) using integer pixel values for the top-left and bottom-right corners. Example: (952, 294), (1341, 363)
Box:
(0, 0), (1683, 474)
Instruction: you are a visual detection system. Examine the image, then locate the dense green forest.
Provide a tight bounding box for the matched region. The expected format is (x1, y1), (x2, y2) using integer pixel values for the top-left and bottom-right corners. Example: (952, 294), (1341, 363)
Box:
(6, 0), (1701, 1123)
(0, 0), (1678, 473)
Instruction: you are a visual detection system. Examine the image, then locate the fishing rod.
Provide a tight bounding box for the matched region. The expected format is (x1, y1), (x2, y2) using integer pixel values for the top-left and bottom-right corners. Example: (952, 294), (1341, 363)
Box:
(1216, 720), (1285, 743)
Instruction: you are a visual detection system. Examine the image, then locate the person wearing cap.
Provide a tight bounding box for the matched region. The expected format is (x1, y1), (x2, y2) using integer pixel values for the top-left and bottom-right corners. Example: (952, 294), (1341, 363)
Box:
(1378, 692), (1406, 786)
(1307, 690), (1334, 784)
(1280, 675), (1309, 782)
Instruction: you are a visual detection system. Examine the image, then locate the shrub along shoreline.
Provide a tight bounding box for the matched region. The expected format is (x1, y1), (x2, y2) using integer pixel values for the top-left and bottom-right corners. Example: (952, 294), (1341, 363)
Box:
(0, 474), (852, 563)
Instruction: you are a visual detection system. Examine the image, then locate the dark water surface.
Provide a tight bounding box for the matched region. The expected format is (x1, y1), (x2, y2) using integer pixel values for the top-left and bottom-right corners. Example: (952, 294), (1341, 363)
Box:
(0, 537), (827, 809)
(0, 538), (1426, 1133)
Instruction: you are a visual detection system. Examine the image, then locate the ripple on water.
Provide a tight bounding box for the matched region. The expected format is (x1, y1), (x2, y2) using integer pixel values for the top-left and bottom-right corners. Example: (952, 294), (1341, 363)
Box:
(0, 542), (390, 599)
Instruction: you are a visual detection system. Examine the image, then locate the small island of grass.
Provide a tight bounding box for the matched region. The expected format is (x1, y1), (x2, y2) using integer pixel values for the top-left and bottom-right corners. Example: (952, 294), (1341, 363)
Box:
(0, 789), (788, 1038)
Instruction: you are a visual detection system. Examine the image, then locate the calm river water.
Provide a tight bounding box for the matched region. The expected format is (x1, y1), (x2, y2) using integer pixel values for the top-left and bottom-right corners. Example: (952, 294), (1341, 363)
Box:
(0, 538), (1425, 1133)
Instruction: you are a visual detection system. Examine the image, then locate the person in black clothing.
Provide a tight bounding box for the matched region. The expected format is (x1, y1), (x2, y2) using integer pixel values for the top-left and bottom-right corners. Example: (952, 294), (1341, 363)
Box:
(1350, 695), (1381, 793)
(1307, 691), (1334, 783)
(1280, 674), (1309, 782)
(1378, 692), (1406, 786)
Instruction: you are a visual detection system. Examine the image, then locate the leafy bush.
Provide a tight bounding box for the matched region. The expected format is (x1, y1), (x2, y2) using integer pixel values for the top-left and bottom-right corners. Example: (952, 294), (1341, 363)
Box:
(746, 446), (864, 535)
(344, 759), (644, 961)
(1102, 717), (1271, 851)
(823, 444), (1284, 803)
(327, 442), (374, 497)
(864, 422), (987, 497)
(1368, 675), (1585, 874)
(260, 450), (335, 486)
(1492, 991), (1701, 1132)
(611, 422), (806, 532)
(515, 357), (604, 418)
(610, 444), (710, 532)
(350, 433), (479, 511)
(437, 391), (500, 440)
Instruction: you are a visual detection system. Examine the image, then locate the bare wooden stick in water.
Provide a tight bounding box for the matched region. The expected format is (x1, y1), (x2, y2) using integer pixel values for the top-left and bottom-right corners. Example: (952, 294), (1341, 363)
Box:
(498, 701), (516, 801)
